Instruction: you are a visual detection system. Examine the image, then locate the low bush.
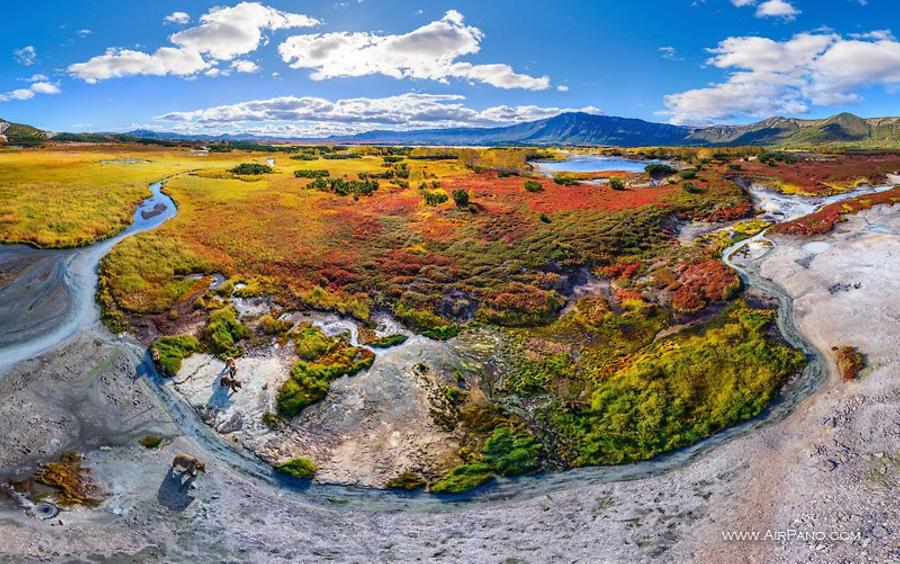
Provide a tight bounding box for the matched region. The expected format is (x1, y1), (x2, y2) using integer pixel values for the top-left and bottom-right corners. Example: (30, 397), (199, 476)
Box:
(307, 177), (379, 197)
(294, 169), (330, 178)
(645, 163), (677, 178)
(608, 178), (626, 191)
(524, 179), (544, 192)
(423, 189), (449, 206)
(833, 345), (864, 380)
(452, 189), (470, 208)
(553, 173), (578, 186)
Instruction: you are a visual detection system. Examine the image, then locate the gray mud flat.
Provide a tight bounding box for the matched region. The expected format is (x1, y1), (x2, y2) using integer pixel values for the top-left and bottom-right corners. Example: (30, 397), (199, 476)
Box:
(0, 246), (71, 349)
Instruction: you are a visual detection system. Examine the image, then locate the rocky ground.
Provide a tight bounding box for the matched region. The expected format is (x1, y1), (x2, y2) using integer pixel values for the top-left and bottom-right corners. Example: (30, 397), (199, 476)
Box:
(0, 206), (897, 562)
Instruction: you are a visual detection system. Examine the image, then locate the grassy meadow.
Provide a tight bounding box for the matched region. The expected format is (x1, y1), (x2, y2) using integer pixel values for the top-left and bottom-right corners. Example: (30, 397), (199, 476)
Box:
(0, 145), (266, 247)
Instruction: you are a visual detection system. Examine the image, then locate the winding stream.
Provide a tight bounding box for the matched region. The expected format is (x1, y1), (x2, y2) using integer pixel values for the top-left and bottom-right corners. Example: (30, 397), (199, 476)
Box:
(0, 177), (884, 511)
(0, 182), (176, 373)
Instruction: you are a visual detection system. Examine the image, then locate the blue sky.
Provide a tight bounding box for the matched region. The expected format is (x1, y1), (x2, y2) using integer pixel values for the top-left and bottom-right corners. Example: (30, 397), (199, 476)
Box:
(2, 0), (898, 135)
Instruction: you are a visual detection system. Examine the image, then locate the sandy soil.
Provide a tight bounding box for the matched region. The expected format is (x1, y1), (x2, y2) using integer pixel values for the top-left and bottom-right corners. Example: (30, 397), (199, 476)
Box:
(0, 206), (897, 562)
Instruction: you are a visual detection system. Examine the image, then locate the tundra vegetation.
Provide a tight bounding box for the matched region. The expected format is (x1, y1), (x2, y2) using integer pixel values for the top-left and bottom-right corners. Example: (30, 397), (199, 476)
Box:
(833, 345), (865, 380)
(13, 143), (899, 491)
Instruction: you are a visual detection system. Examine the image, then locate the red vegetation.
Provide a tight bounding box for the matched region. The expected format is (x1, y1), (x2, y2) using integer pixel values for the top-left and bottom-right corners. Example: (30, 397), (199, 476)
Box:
(740, 153), (900, 195)
(598, 262), (641, 280)
(446, 172), (676, 214)
(771, 186), (900, 236)
(832, 345), (865, 380)
(671, 260), (741, 314)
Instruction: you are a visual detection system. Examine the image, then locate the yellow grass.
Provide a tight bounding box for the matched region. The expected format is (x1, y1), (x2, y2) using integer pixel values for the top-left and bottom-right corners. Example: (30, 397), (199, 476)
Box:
(0, 145), (266, 247)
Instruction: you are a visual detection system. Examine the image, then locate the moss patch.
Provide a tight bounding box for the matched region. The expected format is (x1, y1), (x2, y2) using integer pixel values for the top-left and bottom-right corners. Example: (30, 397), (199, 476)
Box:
(275, 457), (316, 479)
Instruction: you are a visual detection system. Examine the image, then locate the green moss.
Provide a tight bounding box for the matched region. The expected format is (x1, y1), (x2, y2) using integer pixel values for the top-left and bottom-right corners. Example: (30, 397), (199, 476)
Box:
(421, 325), (461, 340)
(291, 323), (336, 360)
(368, 334), (409, 348)
(386, 471), (427, 490)
(138, 435), (164, 449)
(261, 411), (281, 429)
(277, 326), (375, 418)
(429, 462), (495, 494)
(275, 457), (316, 479)
(544, 303), (806, 466)
(204, 307), (248, 357)
(481, 427), (540, 477)
(258, 314), (293, 336)
(150, 334), (203, 376)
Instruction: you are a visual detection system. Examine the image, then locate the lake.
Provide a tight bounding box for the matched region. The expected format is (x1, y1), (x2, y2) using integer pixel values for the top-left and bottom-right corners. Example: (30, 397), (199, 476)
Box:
(532, 154), (664, 174)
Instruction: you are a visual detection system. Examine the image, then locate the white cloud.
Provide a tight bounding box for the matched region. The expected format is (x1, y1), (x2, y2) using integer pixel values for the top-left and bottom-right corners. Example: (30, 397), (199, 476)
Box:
(755, 0), (800, 20)
(278, 10), (551, 90)
(663, 31), (900, 124)
(25, 74), (49, 82)
(729, 0), (800, 20)
(14, 46), (36, 66)
(154, 92), (597, 136)
(557, 85), (569, 92)
(659, 46), (683, 61)
(0, 79), (61, 102)
(164, 11), (191, 25)
(231, 60), (260, 73)
(69, 2), (319, 82)
(28, 82), (61, 95)
(171, 2), (319, 61)
(76, 29), (93, 37)
(68, 47), (210, 83)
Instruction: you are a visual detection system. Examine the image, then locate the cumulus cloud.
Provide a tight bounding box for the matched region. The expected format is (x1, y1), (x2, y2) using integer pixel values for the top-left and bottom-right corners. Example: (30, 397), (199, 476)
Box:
(0, 76), (61, 102)
(154, 92), (597, 135)
(171, 2), (318, 61)
(164, 11), (191, 25)
(14, 46), (36, 66)
(729, 0), (801, 20)
(755, 0), (800, 19)
(68, 47), (210, 83)
(231, 60), (260, 73)
(278, 10), (551, 90)
(69, 2), (318, 82)
(663, 31), (900, 124)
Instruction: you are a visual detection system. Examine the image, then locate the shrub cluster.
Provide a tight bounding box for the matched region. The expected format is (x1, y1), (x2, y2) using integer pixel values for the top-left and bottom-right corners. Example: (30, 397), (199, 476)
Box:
(229, 163), (273, 175)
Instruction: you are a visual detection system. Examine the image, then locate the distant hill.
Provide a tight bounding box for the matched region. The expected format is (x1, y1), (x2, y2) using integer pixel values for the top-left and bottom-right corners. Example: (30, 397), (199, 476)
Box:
(332, 112), (900, 148)
(0, 118), (48, 146)
(333, 112), (697, 147)
(5, 112), (900, 148)
(687, 113), (900, 147)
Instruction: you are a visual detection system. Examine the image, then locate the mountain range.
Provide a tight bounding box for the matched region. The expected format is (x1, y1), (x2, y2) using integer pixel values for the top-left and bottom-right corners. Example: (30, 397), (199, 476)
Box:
(5, 112), (900, 148)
